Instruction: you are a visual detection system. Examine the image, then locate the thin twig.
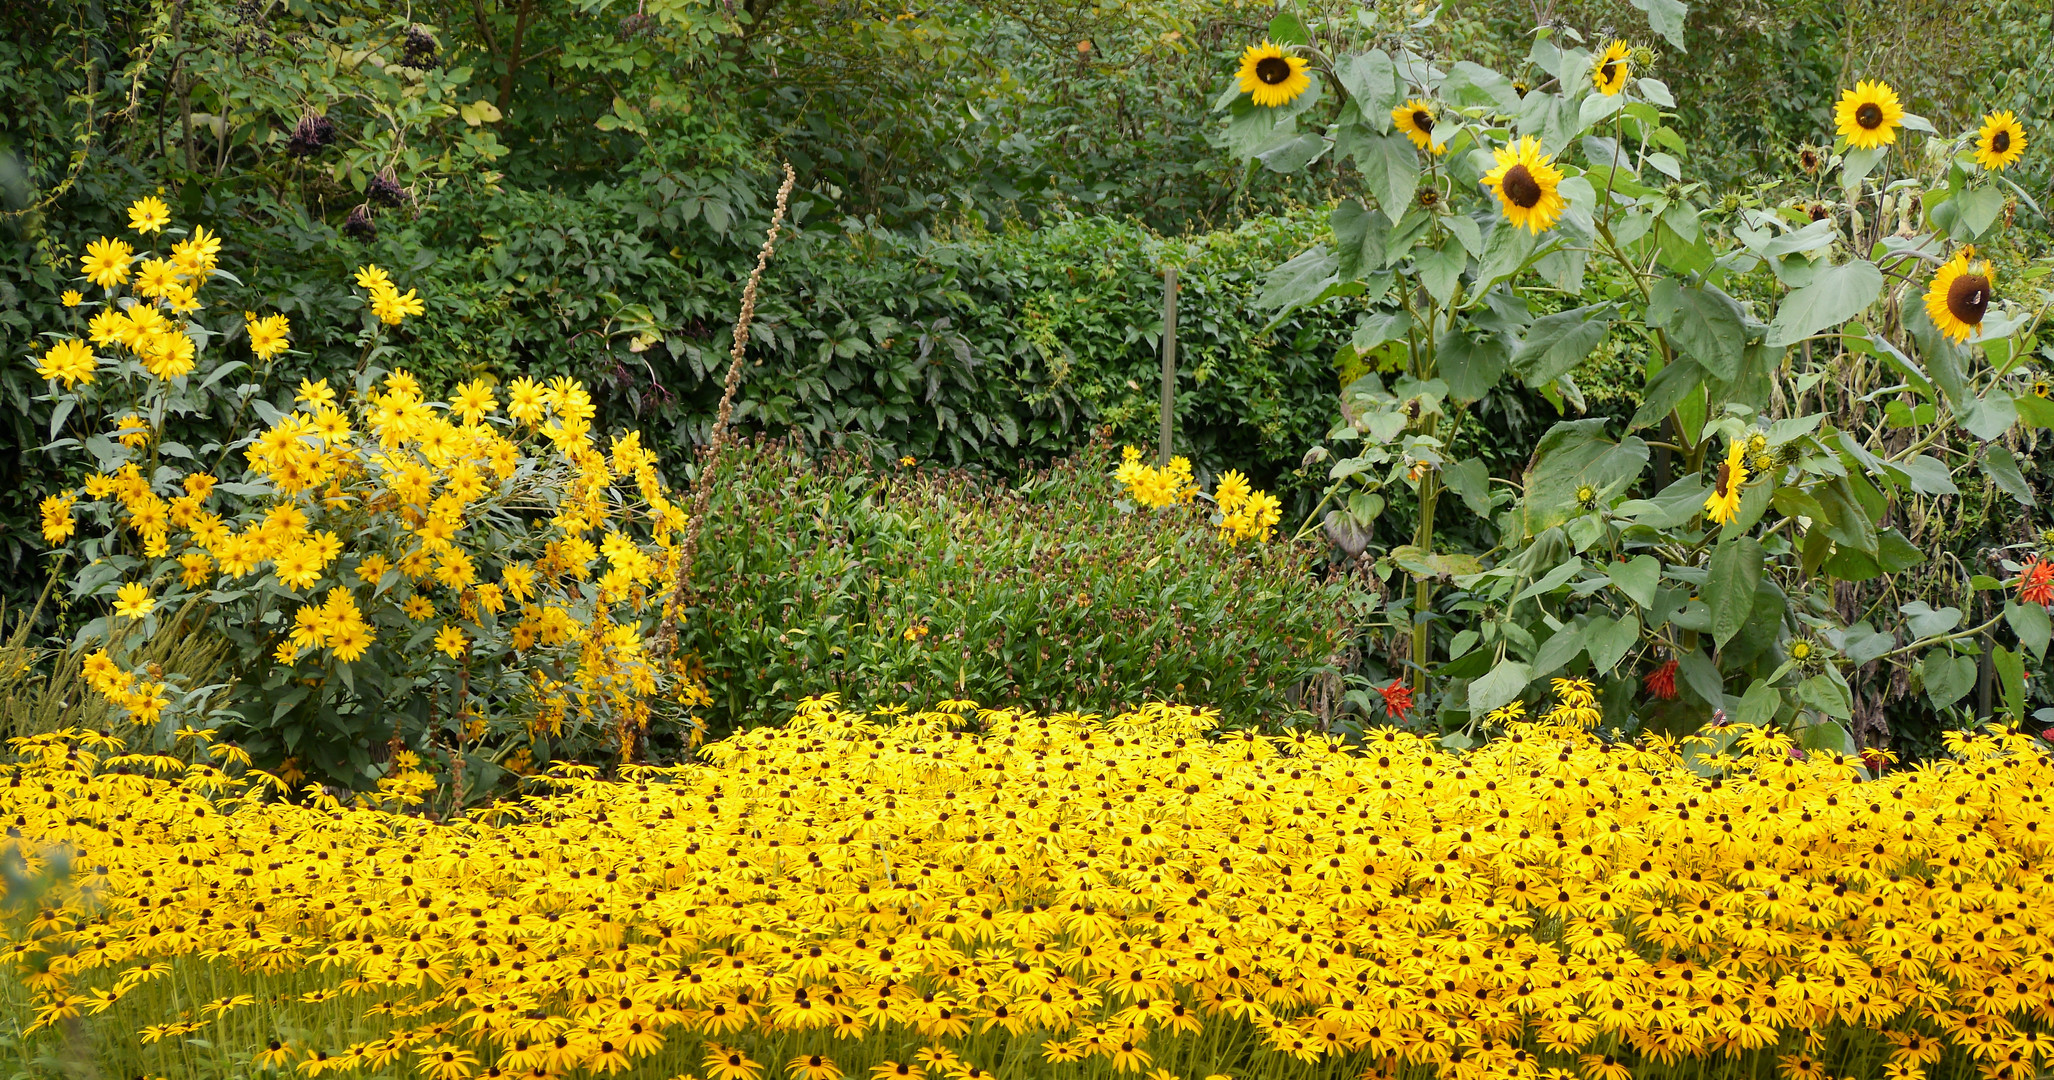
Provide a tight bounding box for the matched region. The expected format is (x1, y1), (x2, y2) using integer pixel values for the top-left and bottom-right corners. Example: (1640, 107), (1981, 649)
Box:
(653, 161), (796, 657)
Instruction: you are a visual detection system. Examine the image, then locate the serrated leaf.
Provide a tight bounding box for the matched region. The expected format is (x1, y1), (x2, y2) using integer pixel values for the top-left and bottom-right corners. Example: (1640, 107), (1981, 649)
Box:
(1648, 278), (1748, 380)
(1510, 303), (1614, 386)
(1766, 260), (1882, 348)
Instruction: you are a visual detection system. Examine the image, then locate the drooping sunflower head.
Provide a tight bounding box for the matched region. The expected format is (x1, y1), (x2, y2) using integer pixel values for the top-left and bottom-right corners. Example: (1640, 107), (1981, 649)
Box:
(1237, 41), (1311, 108)
(1482, 136), (1567, 234)
(1703, 439), (1748, 526)
(1795, 143), (1825, 175)
(1592, 41), (1631, 96)
(1392, 98), (1443, 153)
(1973, 111), (2027, 172)
(1923, 247), (1995, 343)
(1834, 80), (1904, 150)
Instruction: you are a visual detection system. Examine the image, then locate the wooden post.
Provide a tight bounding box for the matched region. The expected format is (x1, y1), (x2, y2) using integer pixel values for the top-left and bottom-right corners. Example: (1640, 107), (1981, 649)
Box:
(1158, 266), (1178, 466)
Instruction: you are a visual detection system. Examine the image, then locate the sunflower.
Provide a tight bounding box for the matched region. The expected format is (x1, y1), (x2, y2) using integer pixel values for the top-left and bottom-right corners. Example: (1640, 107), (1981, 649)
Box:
(1591, 41), (1631, 96)
(1391, 99), (1443, 154)
(1481, 136), (1567, 233)
(1834, 80), (1904, 150)
(1973, 111), (2027, 172)
(1236, 42), (1310, 108)
(1923, 248), (1995, 342)
(1703, 440), (1747, 526)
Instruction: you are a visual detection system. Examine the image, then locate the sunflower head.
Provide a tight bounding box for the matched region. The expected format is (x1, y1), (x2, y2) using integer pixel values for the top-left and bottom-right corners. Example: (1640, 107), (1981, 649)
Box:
(1237, 42), (1311, 109)
(1834, 80), (1904, 150)
(1391, 98), (1443, 153)
(1796, 144), (1825, 175)
(1923, 248), (1995, 343)
(1482, 136), (1567, 234)
(2032, 376), (2051, 399)
(1592, 41), (1631, 96)
(1973, 111), (2027, 172)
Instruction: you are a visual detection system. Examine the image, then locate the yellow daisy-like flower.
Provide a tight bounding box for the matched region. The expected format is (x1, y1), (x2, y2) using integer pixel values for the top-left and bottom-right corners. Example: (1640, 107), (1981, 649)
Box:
(1703, 440), (1748, 526)
(40, 493), (77, 544)
(79, 237), (134, 289)
(1236, 42), (1311, 109)
(247, 313), (292, 361)
(1391, 99), (1443, 154)
(1923, 248), (1995, 343)
(170, 224), (222, 272)
(131, 257), (183, 299)
(60, 289), (83, 307)
(1972, 111), (2026, 172)
(112, 581), (156, 620)
(114, 412), (151, 448)
(370, 287), (425, 326)
(1591, 40), (1631, 96)
(127, 195), (172, 234)
(36, 339), (97, 388)
(353, 264), (393, 293)
(1834, 80), (1904, 150)
(1481, 136), (1567, 234)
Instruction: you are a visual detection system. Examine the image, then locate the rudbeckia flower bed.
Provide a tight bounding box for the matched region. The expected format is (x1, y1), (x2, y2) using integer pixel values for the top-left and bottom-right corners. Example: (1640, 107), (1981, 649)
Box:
(6, 707), (2054, 1080)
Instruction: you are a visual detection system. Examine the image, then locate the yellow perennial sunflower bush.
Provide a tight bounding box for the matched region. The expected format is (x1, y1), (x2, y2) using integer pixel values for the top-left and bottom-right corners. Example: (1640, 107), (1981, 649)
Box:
(27, 201), (706, 789)
(5, 708), (2054, 1080)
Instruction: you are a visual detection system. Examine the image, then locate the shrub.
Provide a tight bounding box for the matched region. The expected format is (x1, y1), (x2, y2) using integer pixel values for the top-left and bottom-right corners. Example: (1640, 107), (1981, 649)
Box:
(6, 708), (2054, 1080)
(677, 439), (1360, 735)
(26, 202), (704, 793)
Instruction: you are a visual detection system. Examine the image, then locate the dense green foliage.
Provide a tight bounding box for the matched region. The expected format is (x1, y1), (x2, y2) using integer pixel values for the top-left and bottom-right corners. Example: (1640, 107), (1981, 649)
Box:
(678, 439), (1362, 736)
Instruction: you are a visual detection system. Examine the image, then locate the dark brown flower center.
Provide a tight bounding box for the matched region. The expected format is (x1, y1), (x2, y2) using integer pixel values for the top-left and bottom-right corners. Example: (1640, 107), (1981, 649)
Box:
(1501, 164), (1543, 209)
(1600, 61), (1621, 85)
(1255, 56), (1293, 86)
(1715, 461), (1734, 498)
(1991, 130), (2011, 154)
(1807, 203), (1830, 222)
(1946, 272), (1991, 327)
(1412, 109), (1434, 133)
(1855, 102), (1883, 130)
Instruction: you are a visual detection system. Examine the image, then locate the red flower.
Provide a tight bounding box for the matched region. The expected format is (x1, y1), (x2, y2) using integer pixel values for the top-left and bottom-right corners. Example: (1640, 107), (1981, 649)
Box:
(1376, 678), (1414, 722)
(2021, 558), (2054, 607)
(1860, 748), (1889, 773)
(1643, 659), (1678, 701)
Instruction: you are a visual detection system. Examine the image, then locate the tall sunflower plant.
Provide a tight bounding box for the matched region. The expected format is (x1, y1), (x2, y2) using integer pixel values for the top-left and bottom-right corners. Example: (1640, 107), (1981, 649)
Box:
(26, 203), (709, 798)
(1228, 7), (2054, 758)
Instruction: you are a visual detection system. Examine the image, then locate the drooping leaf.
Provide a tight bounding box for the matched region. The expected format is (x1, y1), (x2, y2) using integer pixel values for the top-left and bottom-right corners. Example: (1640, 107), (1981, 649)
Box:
(1983, 444), (2036, 505)
(1519, 419), (1652, 537)
(1510, 303), (1614, 386)
(1342, 127), (1421, 223)
(1648, 278), (1748, 380)
(1626, 0), (1689, 50)
(1587, 611), (1641, 676)
(2006, 600), (2051, 660)
(1441, 458), (1494, 517)
(1333, 51), (1401, 129)
(1469, 658), (1532, 715)
(1436, 329), (1509, 403)
(1921, 651), (1976, 710)
(1766, 260), (1883, 348)
(1257, 246), (1339, 313)
(1705, 537), (1764, 650)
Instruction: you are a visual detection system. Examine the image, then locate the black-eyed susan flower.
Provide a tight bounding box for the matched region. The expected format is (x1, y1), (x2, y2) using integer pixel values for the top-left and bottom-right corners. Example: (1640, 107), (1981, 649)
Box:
(1482, 136), (1567, 233)
(1235, 41), (1310, 108)
(1834, 80), (1904, 150)
(1391, 98), (1441, 152)
(1973, 110), (2026, 171)
(1923, 247), (1994, 342)
(1591, 40), (1631, 96)
(1703, 439), (1747, 525)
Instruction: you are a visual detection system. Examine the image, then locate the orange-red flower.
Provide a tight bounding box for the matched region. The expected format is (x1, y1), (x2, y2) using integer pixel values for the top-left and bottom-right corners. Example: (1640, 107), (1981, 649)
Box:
(2020, 558), (2054, 607)
(1643, 659), (1678, 701)
(1376, 678), (1414, 721)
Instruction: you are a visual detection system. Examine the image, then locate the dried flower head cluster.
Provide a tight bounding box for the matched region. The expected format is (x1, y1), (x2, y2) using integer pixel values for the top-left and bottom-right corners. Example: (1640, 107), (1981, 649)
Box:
(7, 708), (2054, 1080)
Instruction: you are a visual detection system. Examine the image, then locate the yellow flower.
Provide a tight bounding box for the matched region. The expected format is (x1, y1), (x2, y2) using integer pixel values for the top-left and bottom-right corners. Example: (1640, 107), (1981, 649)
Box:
(171, 224), (222, 271)
(40, 494), (77, 544)
(247, 313), (292, 361)
(1482, 136), (1567, 234)
(449, 379), (498, 424)
(1391, 99), (1441, 153)
(140, 328), (197, 379)
(1703, 439), (1748, 526)
(1591, 40), (1631, 96)
(1834, 80), (1904, 150)
(1973, 111), (2027, 171)
(370, 287), (424, 325)
(127, 195), (172, 234)
(1924, 248), (1995, 343)
(433, 624), (468, 658)
(115, 412), (151, 448)
(132, 257), (183, 299)
(80, 237), (134, 288)
(353, 264), (393, 293)
(112, 581), (156, 619)
(36, 339), (97, 388)
(1235, 42), (1310, 109)
(60, 289), (83, 307)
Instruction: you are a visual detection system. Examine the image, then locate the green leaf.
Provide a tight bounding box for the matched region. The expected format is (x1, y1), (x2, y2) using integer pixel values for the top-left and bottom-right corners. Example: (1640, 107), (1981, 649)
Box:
(1529, 623), (1586, 679)
(1257, 246), (1339, 313)
(1267, 12), (1311, 45)
(1510, 303), (1614, 386)
(1587, 611), (1641, 676)
(1705, 537), (1764, 650)
(1959, 394), (2019, 442)
(1982, 445), (2036, 505)
(1796, 718), (1856, 755)
(1258, 132), (1327, 174)
(1331, 201), (1389, 279)
(1922, 651), (1976, 709)
(1342, 128), (1421, 223)
(1676, 649), (1724, 707)
(1609, 555), (1661, 609)
(1352, 310), (1412, 352)
(1436, 329), (1509, 403)
(1333, 51), (1401, 129)
(1443, 62), (1521, 114)
(1735, 680), (1782, 728)
(1796, 673), (1852, 720)
(1417, 238), (1466, 307)
(1441, 458), (1494, 517)
(1951, 185), (2005, 240)
(1469, 659), (1532, 715)
(1892, 454), (1958, 496)
(1515, 557), (1588, 604)
(2006, 600), (2051, 660)
(1476, 221), (1542, 290)
(1626, 0), (1689, 50)
(1900, 601), (1961, 639)
(1519, 419), (1652, 537)
(1766, 260), (1883, 348)
(1877, 529), (1927, 573)
(1629, 357), (1706, 431)
(1994, 645), (2026, 721)
(1648, 279), (1748, 381)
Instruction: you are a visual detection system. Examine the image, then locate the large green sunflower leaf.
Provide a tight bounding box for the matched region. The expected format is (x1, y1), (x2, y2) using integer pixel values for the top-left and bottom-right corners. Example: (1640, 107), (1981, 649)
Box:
(1627, 0), (1690, 51)
(1509, 302), (1614, 386)
(1648, 278), (1748, 380)
(1765, 259), (1882, 348)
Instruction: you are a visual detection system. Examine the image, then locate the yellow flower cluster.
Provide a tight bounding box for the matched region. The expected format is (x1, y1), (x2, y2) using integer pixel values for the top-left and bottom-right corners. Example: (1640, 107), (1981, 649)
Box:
(76, 650), (170, 724)
(1212, 469), (1281, 546)
(356, 264), (427, 326)
(1539, 677), (1602, 729)
(1114, 446), (1196, 509)
(8, 709), (2054, 1080)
